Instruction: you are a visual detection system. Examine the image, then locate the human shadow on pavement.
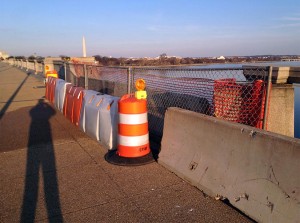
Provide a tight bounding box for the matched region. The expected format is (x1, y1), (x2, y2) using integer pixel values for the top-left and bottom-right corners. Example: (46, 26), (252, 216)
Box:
(20, 99), (63, 222)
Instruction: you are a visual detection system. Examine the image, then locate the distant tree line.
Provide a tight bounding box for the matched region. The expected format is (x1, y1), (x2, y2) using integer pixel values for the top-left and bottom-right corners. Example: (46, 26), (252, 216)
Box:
(93, 54), (287, 67)
(93, 54), (228, 66)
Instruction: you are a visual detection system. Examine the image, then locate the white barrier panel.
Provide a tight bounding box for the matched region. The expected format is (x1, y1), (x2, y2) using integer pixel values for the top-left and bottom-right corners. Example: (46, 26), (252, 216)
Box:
(159, 107), (300, 223)
(79, 90), (119, 150)
(84, 94), (106, 141)
(99, 96), (119, 150)
(54, 79), (71, 112)
(79, 90), (99, 133)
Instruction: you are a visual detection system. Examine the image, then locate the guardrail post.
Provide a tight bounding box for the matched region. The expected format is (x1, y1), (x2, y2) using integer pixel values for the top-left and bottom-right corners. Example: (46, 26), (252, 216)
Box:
(84, 64), (88, 89)
(263, 66), (272, 130)
(33, 61), (36, 73)
(34, 60), (38, 74)
(127, 67), (132, 94)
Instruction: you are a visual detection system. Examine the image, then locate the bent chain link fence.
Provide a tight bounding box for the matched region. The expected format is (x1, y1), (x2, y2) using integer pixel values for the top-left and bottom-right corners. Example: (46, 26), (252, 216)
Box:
(53, 61), (66, 80)
(68, 63), (269, 142)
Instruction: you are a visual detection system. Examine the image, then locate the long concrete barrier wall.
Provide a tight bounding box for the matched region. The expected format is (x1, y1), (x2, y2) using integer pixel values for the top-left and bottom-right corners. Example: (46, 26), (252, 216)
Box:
(158, 107), (300, 223)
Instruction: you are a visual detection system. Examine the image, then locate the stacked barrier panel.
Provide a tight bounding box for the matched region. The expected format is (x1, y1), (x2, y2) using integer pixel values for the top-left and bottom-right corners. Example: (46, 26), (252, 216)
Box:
(63, 85), (85, 126)
(45, 77), (51, 100)
(78, 90), (119, 149)
(79, 90), (101, 132)
(54, 79), (71, 112)
(50, 78), (57, 103)
(72, 88), (85, 126)
(63, 85), (76, 121)
(84, 94), (106, 141)
(45, 77), (57, 103)
(99, 96), (119, 150)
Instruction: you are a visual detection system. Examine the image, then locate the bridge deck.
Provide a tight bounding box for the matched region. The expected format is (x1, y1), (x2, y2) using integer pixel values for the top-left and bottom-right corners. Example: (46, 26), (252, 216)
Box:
(0, 62), (252, 222)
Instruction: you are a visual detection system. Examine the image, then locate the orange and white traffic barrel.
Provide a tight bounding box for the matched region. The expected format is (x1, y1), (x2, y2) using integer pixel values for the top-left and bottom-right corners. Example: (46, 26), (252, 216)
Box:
(105, 78), (153, 166)
(117, 94), (150, 158)
(45, 70), (58, 79)
(44, 70), (58, 85)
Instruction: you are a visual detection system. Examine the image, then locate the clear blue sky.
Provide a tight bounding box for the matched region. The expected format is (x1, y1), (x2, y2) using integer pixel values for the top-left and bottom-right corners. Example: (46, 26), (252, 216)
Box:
(1, 0), (300, 57)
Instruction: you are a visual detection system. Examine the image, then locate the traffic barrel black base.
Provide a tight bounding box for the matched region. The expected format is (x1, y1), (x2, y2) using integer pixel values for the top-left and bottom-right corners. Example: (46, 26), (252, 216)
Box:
(105, 150), (155, 166)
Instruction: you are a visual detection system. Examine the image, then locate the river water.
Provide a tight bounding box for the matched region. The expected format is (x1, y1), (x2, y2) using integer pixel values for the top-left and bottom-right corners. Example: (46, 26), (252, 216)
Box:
(185, 61), (300, 138)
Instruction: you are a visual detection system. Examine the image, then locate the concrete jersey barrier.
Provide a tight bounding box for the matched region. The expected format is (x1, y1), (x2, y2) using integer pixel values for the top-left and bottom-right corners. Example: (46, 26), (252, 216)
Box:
(158, 107), (300, 223)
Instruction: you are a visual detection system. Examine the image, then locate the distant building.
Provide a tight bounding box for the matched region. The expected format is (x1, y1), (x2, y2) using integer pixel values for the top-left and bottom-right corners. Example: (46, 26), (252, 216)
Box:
(154, 55), (182, 60)
(0, 50), (9, 59)
(217, 56), (225, 60)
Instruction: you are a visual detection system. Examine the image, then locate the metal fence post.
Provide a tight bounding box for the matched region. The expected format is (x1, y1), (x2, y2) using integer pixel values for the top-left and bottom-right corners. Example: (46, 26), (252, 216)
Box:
(64, 62), (67, 81)
(84, 64), (88, 89)
(127, 67), (132, 94)
(42, 62), (45, 77)
(262, 66), (273, 130)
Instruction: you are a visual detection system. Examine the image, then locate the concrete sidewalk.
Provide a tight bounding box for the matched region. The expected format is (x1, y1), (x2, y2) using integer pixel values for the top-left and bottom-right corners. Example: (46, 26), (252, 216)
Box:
(0, 62), (252, 222)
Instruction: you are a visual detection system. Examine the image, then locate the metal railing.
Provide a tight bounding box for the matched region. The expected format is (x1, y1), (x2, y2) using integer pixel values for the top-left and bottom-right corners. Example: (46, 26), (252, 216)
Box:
(69, 63), (270, 141)
(6, 59), (44, 74)
(5, 58), (270, 141)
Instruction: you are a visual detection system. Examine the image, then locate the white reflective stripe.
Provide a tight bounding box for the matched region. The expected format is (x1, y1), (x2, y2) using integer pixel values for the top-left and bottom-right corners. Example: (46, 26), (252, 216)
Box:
(119, 113), (147, 125)
(77, 90), (82, 99)
(118, 134), (149, 147)
(73, 88), (78, 97)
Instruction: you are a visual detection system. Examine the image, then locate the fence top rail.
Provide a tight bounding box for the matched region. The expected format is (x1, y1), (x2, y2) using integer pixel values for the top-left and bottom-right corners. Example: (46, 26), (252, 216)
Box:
(133, 66), (270, 72)
(87, 65), (129, 70)
(71, 63), (269, 72)
(53, 61), (65, 65)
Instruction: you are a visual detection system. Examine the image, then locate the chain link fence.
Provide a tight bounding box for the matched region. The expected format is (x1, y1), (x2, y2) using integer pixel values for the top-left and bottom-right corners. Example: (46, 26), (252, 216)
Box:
(69, 63), (129, 97)
(68, 63), (270, 142)
(53, 62), (66, 80)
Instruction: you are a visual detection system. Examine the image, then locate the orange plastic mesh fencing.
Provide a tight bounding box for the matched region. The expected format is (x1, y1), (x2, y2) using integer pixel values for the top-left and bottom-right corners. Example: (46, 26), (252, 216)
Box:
(213, 78), (267, 128)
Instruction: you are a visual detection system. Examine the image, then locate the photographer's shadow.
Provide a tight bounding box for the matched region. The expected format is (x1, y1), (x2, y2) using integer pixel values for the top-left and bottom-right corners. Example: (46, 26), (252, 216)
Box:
(21, 99), (63, 222)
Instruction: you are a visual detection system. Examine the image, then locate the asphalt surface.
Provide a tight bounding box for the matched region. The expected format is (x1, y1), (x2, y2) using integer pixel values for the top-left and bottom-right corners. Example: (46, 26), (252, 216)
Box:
(0, 62), (253, 222)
